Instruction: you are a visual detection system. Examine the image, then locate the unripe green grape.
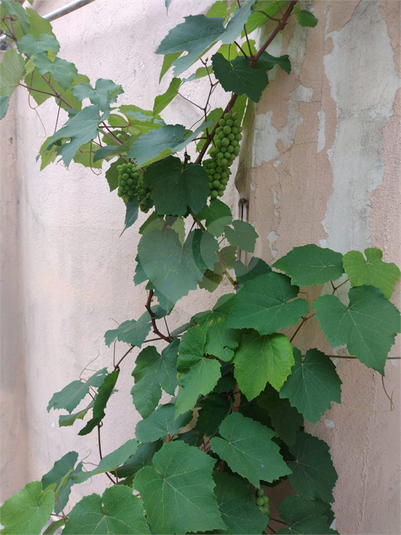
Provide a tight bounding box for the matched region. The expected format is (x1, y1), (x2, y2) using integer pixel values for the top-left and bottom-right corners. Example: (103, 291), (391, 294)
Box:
(218, 184), (225, 191)
(231, 139), (238, 147)
(226, 119), (233, 127)
(227, 145), (234, 153)
(235, 133), (242, 141)
(224, 152), (231, 159)
(218, 131), (225, 139)
(256, 497), (265, 506)
(216, 127), (222, 134)
(232, 127), (239, 134)
(220, 158), (228, 166)
(215, 139), (222, 148)
(213, 180), (220, 188)
(211, 190), (219, 198)
(122, 173), (129, 180)
(217, 151), (224, 159)
(224, 113), (231, 120)
(228, 133), (235, 141)
(223, 125), (231, 134)
(219, 118), (226, 126)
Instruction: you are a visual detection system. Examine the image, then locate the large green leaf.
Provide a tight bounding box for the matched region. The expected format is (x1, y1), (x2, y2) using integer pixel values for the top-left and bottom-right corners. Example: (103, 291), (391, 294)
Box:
(135, 403), (192, 443)
(73, 439), (138, 484)
(41, 452), (81, 513)
(136, 228), (219, 305)
(135, 441), (224, 534)
(197, 198), (233, 237)
(220, 0), (255, 44)
(288, 432), (337, 503)
(213, 472), (267, 534)
(1, 0), (29, 35)
(244, 1), (287, 34)
(44, 105), (101, 166)
(156, 15), (226, 77)
(273, 244), (344, 286)
(278, 496), (339, 534)
(116, 440), (163, 479)
(32, 53), (78, 90)
(63, 486), (149, 534)
(131, 340), (179, 418)
(269, 400), (304, 448)
(210, 412), (291, 486)
(175, 327), (222, 415)
(144, 156), (209, 216)
(279, 348), (342, 426)
(233, 331), (294, 398)
(17, 33), (59, 56)
(195, 392), (231, 436)
(0, 49), (25, 99)
(153, 77), (181, 116)
(104, 312), (151, 347)
(224, 220), (258, 252)
(212, 53), (269, 103)
(78, 370), (119, 435)
(234, 257), (271, 285)
(0, 96), (9, 120)
(293, 5), (319, 27)
(127, 124), (185, 167)
(0, 481), (55, 535)
(314, 286), (400, 374)
(226, 272), (309, 334)
(343, 247), (400, 299)
(191, 295), (241, 361)
(72, 78), (123, 112)
(47, 368), (108, 413)
(257, 51), (291, 74)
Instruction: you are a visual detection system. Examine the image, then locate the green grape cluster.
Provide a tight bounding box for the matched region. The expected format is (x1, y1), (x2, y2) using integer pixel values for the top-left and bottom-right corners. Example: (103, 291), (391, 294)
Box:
(204, 113), (242, 199)
(117, 162), (153, 212)
(255, 488), (270, 517)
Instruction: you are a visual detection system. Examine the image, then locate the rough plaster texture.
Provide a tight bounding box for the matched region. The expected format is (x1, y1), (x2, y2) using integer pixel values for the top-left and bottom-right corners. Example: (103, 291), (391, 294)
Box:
(0, 0), (400, 533)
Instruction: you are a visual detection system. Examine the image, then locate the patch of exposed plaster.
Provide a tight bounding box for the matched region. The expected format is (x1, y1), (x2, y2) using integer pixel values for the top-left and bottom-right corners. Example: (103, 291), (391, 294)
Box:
(267, 231), (279, 259)
(321, 1), (400, 253)
(324, 418), (336, 429)
(317, 108), (326, 152)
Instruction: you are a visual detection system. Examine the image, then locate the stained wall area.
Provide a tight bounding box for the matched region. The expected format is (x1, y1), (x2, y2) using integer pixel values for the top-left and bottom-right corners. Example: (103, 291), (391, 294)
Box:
(0, 1), (400, 533)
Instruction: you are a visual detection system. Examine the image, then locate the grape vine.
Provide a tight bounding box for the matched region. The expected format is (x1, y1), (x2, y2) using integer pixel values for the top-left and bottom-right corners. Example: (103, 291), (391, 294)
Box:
(0, 1), (399, 535)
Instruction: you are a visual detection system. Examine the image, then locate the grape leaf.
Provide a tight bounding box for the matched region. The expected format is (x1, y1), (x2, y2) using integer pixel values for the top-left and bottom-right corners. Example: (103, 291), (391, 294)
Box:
(47, 368), (108, 413)
(63, 485), (149, 535)
(195, 392), (231, 436)
(224, 220), (258, 252)
(213, 472), (268, 534)
(159, 51), (182, 82)
(175, 327), (222, 415)
(156, 15), (226, 77)
(191, 295), (241, 361)
(0, 481), (55, 535)
(116, 440), (163, 479)
(32, 53), (78, 90)
(1, 0), (30, 34)
(136, 228), (219, 305)
(134, 441), (225, 534)
(43, 519), (66, 535)
(73, 438), (139, 484)
(58, 401), (93, 427)
(257, 51), (291, 74)
(0, 49), (25, 99)
(273, 244), (344, 286)
(153, 77), (181, 116)
(226, 272), (309, 334)
(131, 339), (179, 418)
(144, 156), (209, 216)
(279, 348), (342, 426)
(269, 400), (304, 448)
(78, 370), (119, 435)
(210, 412), (291, 486)
(44, 105), (101, 166)
(41, 452), (81, 513)
(197, 198), (233, 237)
(314, 286), (400, 374)
(127, 124), (185, 167)
(135, 403), (192, 443)
(343, 247), (401, 299)
(17, 33), (59, 56)
(0, 96), (9, 120)
(212, 53), (269, 103)
(288, 432), (337, 503)
(220, 0), (255, 44)
(104, 311), (151, 347)
(233, 331), (294, 398)
(123, 197), (140, 230)
(244, 1), (287, 34)
(278, 496), (339, 534)
(234, 256), (271, 285)
(25, 69), (89, 110)
(72, 78), (123, 112)
(294, 5), (319, 27)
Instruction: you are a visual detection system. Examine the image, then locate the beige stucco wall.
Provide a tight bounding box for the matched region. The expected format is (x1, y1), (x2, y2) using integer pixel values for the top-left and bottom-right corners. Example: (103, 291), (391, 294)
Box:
(0, 0), (400, 533)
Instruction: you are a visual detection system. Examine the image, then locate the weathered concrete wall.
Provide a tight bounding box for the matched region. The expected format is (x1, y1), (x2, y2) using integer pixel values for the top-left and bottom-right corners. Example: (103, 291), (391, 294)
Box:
(0, 0), (399, 533)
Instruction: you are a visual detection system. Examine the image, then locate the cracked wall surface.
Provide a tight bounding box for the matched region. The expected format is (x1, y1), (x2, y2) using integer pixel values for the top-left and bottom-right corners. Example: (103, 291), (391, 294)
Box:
(238, 1), (400, 533)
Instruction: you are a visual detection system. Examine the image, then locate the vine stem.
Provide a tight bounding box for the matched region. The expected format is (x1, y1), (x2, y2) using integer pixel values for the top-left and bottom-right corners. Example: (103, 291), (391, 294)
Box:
(145, 290), (173, 343)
